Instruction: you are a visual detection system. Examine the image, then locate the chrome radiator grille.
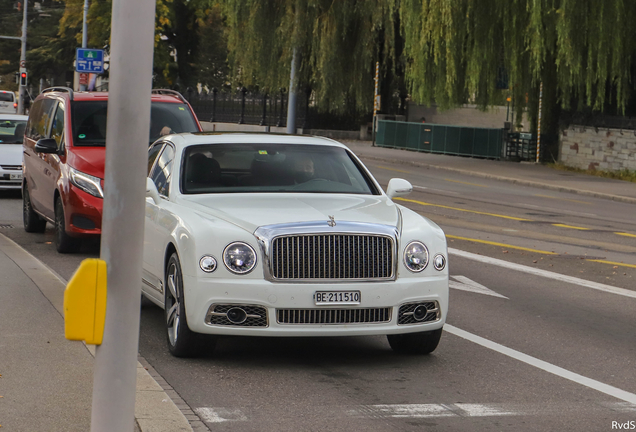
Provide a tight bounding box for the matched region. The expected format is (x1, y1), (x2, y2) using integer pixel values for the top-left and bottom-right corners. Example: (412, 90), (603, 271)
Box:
(277, 308), (391, 325)
(270, 234), (394, 280)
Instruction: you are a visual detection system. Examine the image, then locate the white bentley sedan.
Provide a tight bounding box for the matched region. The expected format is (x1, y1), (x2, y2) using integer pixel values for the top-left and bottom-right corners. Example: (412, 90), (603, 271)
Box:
(143, 133), (449, 357)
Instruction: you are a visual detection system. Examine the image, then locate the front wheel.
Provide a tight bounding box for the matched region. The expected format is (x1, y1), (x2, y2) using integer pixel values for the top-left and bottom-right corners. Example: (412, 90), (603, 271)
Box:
(387, 328), (443, 355)
(23, 184), (47, 233)
(54, 197), (81, 253)
(165, 253), (215, 357)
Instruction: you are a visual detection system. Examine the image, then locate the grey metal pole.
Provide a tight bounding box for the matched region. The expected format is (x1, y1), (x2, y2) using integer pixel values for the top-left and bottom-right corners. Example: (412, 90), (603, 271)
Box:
(286, 47), (299, 134)
(79, 0), (89, 91)
(89, 0), (156, 429)
(17, 0), (27, 115)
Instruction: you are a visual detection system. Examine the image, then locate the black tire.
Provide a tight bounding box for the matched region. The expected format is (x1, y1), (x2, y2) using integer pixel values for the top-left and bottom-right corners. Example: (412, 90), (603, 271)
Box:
(165, 253), (215, 357)
(23, 184), (47, 233)
(54, 197), (81, 253)
(387, 328), (443, 355)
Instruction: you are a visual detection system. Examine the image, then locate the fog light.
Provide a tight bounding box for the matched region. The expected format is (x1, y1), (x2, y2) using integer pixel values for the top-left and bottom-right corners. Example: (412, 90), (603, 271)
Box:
(413, 305), (429, 321)
(226, 307), (247, 324)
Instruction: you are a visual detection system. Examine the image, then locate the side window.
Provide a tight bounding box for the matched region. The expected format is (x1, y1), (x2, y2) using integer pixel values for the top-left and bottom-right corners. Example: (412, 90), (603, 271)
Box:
(147, 142), (164, 175)
(27, 99), (57, 140)
(50, 103), (65, 149)
(149, 144), (175, 197)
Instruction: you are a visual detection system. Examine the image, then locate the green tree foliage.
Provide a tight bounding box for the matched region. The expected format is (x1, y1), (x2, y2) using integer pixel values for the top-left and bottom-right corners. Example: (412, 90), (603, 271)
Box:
(0, 0), (69, 87)
(221, 0), (400, 113)
(400, 0), (636, 115)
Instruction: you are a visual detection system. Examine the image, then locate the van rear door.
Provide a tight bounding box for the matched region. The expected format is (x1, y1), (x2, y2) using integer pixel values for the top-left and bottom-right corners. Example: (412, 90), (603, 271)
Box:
(0, 91), (17, 114)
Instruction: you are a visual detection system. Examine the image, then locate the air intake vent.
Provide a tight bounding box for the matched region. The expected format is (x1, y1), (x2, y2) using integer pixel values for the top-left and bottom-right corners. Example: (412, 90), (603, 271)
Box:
(277, 308), (391, 325)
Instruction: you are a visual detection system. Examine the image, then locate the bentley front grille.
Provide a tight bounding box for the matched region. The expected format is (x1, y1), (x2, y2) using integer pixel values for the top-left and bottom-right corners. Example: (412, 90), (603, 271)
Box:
(270, 234), (394, 280)
(277, 308), (391, 325)
(397, 301), (441, 325)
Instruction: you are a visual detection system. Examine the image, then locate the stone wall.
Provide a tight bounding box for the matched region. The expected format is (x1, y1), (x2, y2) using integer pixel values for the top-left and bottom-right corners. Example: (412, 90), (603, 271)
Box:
(559, 126), (636, 172)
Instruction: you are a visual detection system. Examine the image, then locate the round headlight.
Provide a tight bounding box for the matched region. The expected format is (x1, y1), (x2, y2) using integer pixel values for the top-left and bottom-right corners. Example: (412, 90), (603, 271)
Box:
(223, 242), (257, 274)
(433, 254), (446, 271)
(199, 255), (217, 273)
(403, 241), (429, 272)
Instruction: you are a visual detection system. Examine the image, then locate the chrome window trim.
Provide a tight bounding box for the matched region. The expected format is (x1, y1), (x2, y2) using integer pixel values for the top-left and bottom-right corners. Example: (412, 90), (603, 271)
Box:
(254, 221), (399, 283)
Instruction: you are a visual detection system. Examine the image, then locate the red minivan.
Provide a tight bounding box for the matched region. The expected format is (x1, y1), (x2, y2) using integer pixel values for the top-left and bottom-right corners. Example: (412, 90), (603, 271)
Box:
(22, 87), (202, 253)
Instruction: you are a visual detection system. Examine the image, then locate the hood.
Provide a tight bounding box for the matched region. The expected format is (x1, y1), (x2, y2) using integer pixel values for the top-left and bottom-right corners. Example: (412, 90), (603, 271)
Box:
(67, 147), (105, 178)
(180, 194), (399, 234)
(0, 144), (23, 166)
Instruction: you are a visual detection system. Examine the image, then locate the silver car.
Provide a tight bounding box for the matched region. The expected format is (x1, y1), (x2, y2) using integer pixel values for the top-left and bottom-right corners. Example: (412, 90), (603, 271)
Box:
(0, 114), (28, 190)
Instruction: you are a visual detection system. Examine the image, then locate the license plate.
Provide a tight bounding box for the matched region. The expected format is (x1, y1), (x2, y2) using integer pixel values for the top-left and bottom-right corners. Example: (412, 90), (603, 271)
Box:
(315, 291), (361, 305)
(10, 173), (22, 180)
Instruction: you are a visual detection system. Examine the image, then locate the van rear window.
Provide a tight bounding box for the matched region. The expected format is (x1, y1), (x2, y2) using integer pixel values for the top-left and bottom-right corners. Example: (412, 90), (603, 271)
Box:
(0, 93), (15, 102)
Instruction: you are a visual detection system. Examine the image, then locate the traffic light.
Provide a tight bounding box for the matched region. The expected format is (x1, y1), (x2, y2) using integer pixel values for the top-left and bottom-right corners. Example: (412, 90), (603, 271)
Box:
(20, 71), (27, 86)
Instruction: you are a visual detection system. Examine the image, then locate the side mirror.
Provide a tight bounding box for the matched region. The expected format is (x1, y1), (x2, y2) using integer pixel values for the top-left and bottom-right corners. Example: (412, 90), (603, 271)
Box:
(35, 138), (59, 154)
(146, 177), (161, 204)
(386, 178), (413, 199)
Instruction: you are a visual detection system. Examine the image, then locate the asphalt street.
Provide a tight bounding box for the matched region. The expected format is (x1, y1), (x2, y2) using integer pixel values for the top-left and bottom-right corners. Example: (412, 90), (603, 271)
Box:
(0, 149), (635, 431)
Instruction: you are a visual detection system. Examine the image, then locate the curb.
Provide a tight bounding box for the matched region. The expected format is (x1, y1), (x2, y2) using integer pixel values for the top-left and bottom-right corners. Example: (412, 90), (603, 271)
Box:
(0, 233), (196, 432)
(356, 153), (636, 205)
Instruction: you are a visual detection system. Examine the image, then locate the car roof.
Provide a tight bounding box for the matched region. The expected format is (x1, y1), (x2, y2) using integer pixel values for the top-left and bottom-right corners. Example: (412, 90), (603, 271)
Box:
(35, 90), (188, 104)
(164, 132), (347, 148)
(0, 114), (28, 121)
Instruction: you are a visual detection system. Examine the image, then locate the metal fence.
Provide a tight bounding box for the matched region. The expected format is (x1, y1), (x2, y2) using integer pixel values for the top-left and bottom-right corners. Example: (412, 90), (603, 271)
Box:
(376, 120), (504, 159)
(185, 89), (390, 131)
(185, 88), (306, 127)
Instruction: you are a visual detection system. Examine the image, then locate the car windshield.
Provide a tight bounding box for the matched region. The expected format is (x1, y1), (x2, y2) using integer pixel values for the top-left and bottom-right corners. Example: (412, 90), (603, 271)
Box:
(180, 143), (379, 195)
(0, 119), (27, 144)
(71, 101), (199, 146)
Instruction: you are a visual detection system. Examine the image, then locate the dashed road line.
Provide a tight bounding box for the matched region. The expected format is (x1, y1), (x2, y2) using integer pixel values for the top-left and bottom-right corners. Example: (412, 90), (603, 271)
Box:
(398, 197), (635, 238)
(446, 234), (557, 255)
(449, 248), (636, 299)
(396, 197), (531, 221)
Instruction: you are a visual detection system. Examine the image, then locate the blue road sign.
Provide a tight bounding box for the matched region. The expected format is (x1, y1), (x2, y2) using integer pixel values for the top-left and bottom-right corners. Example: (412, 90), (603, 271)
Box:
(76, 48), (104, 73)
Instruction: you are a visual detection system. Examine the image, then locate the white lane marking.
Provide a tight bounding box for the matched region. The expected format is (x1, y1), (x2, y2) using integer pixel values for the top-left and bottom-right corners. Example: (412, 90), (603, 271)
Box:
(445, 324), (636, 404)
(349, 403), (519, 418)
(449, 248), (636, 299)
(601, 402), (636, 412)
(450, 275), (508, 299)
(194, 407), (248, 423)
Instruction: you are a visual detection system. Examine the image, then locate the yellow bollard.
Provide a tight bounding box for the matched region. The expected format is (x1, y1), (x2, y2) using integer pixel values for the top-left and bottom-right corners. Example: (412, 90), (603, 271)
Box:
(64, 258), (107, 345)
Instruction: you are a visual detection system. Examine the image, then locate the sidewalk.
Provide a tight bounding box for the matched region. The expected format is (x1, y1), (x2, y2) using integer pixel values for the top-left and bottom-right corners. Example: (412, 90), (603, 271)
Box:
(0, 234), (192, 432)
(344, 140), (636, 204)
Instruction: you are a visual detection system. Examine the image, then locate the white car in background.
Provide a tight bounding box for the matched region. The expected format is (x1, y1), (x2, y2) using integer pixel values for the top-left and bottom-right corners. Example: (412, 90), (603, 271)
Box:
(0, 114), (28, 190)
(142, 133), (449, 357)
(0, 91), (17, 114)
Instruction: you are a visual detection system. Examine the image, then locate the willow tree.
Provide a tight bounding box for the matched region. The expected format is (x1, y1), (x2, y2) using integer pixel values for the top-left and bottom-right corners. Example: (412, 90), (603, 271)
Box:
(221, 0), (400, 114)
(400, 0), (636, 157)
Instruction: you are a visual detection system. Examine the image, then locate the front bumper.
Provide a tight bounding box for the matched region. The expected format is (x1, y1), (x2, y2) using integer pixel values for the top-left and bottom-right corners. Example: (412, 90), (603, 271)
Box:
(0, 166), (22, 190)
(183, 275), (448, 337)
(64, 183), (103, 236)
